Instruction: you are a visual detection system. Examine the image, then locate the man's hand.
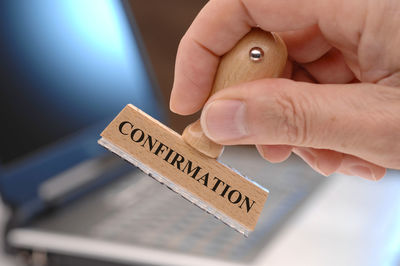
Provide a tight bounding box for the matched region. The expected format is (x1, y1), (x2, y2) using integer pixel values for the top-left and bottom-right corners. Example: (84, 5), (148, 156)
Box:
(170, 0), (400, 180)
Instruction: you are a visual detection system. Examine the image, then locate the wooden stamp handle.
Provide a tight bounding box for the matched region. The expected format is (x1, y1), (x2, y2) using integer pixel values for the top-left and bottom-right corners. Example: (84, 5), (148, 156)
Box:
(182, 28), (287, 158)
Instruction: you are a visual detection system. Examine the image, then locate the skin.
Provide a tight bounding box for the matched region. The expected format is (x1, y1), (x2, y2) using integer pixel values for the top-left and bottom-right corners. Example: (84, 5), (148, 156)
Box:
(170, 0), (400, 180)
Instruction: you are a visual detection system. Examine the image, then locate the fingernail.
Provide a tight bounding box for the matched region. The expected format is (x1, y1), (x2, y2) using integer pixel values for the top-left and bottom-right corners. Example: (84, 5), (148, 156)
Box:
(296, 149), (329, 176)
(316, 159), (335, 176)
(303, 151), (328, 176)
(349, 165), (376, 181)
(256, 145), (266, 158)
(201, 100), (248, 142)
(295, 149), (317, 171)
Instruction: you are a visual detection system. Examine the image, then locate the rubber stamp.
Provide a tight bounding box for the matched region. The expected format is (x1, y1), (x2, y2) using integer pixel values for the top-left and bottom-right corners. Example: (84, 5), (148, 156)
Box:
(99, 28), (287, 236)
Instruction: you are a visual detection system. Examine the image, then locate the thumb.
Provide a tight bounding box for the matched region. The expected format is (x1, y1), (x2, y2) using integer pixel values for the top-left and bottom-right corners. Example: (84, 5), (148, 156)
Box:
(200, 79), (400, 169)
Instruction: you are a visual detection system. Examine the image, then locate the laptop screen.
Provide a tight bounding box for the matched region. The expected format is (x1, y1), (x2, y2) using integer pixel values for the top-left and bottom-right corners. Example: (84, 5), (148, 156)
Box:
(0, 0), (163, 208)
(0, 0), (161, 166)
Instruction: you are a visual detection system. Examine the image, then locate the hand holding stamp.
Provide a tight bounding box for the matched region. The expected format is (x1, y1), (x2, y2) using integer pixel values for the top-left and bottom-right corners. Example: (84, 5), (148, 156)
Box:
(99, 28), (287, 236)
(182, 28), (287, 158)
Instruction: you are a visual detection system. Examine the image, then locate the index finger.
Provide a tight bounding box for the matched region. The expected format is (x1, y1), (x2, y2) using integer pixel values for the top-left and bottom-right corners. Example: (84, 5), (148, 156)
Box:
(170, 0), (255, 115)
(170, 0), (352, 115)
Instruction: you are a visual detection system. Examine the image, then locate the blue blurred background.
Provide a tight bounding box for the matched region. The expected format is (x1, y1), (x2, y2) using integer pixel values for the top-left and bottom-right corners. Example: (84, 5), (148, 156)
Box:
(0, 0), (160, 166)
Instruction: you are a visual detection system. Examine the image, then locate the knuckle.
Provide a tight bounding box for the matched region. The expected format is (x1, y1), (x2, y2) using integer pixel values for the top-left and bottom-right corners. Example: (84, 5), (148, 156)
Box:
(273, 92), (310, 145)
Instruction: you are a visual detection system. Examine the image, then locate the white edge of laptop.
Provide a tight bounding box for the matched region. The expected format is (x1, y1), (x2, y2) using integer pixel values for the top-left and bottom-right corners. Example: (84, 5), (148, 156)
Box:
(7, 170), (400, 266)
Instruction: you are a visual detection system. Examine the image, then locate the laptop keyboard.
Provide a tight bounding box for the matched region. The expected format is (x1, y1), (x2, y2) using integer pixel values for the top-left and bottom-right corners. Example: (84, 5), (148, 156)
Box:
(86, 146), (324, 263)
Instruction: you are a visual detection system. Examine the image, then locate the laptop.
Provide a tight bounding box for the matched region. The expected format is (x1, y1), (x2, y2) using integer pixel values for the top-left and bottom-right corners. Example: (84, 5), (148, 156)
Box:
(0, 1), (328, 265)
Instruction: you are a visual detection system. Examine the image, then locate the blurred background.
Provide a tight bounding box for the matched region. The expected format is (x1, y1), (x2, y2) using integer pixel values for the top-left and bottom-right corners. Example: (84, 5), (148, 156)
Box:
(129, 0), (208, 132)
(0, 1), (400, 266)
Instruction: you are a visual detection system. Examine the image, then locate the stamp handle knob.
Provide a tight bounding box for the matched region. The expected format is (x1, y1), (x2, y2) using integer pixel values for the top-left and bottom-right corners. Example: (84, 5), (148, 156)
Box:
(182, 28), (287, 158)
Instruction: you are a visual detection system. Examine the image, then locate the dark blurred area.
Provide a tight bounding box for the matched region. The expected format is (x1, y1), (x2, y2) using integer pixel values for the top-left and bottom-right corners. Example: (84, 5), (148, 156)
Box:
(0, 0), (164, 209)
(0, 0), (196, 166)
(128, 0), (208, 133)
(0, 0), (207, 167)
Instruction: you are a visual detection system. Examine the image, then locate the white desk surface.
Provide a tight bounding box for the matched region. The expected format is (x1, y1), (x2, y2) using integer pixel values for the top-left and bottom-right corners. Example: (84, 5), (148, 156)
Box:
(256, 171), (400, 266)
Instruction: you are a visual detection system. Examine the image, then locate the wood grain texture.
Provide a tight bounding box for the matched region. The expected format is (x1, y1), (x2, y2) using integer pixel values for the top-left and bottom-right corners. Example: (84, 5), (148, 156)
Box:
(182, 29), (288, 158)
(100, 104), (269, 233)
